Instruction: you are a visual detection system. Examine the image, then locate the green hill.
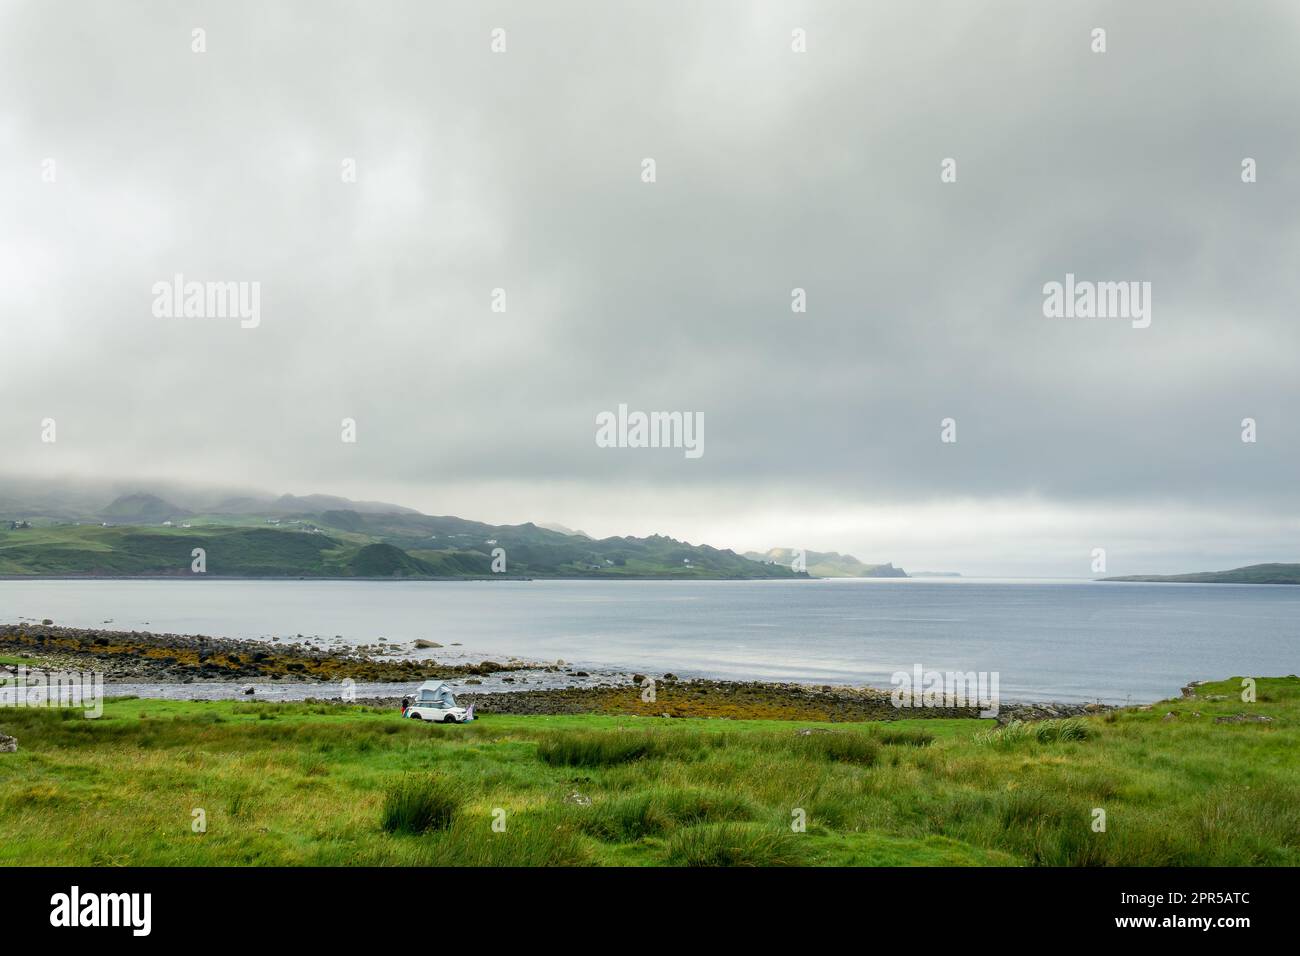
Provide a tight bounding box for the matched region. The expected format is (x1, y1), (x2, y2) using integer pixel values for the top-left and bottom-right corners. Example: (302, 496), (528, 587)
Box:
(1103, 563), (1300, 585)
(347, 543), (438, 577)
(744, 548), (907, 578)
(0, 525), (341, 576)
(0, 506), (803, 580)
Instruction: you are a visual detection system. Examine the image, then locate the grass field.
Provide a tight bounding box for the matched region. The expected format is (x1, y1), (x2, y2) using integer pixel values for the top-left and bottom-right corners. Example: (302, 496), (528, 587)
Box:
(1, 677), (1296, 866)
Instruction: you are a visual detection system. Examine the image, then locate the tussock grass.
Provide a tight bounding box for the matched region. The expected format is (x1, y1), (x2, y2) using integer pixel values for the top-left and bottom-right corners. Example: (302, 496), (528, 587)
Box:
(976, 717), (1091, 747)
(579, 786), (756, 841)
(974, 719), (1031, 747)
(537, 729), (654, 766)
(664, 823), (807, 867)
(535, 729), (703, 766)
(773, 730), (880, 765)
(380, 774), (460, 835)
(419, 816), (593, 866)
(1035, 718), (1090, 743)
(874, 727), (935, 747)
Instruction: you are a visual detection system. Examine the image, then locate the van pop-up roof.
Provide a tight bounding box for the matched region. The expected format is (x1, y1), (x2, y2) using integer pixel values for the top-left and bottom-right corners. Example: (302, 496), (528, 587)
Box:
(415, 681), (456, 705)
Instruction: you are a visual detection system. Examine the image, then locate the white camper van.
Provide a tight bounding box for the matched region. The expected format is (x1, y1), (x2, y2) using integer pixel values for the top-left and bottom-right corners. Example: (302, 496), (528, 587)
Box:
(402, 680), (474, 723)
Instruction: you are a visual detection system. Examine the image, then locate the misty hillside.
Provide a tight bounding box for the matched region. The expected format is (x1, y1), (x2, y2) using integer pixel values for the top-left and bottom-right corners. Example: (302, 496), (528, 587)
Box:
(0, 476), (417, 522)
(0, 485), (805, 580)
(744, 548), (908, 578)
(538, 522), (591, 538)
(101, 493), (192, 522)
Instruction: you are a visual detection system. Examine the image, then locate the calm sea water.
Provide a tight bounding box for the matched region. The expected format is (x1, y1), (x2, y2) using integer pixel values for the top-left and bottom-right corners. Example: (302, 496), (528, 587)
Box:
(2, 578), (1296, 703)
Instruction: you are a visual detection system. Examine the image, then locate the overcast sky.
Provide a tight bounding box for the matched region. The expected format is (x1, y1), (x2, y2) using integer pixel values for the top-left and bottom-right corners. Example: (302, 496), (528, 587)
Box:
(3, 1), (1298, 576)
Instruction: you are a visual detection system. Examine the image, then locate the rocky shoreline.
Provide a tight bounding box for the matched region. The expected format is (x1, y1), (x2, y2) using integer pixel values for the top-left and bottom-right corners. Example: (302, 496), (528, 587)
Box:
(2, 622), (1113, 723)
(0, 622), (527, 684)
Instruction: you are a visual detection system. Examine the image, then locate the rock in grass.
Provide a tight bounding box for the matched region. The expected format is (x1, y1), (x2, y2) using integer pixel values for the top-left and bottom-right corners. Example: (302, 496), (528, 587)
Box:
(0, 734), (17, 753)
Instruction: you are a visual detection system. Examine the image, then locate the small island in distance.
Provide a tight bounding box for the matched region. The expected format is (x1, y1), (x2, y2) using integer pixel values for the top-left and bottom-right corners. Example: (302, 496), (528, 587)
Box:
(1103, 563), (1300, 585)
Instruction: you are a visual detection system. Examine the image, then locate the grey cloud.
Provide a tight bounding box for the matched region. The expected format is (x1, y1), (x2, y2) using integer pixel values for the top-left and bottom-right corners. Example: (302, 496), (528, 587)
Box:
(2, 0), (1297, 572)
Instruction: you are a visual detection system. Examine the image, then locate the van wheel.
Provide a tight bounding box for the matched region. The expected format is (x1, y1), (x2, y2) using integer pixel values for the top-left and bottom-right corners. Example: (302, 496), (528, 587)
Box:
(442, 714), (457, 724)
(408, 711), (422, 720)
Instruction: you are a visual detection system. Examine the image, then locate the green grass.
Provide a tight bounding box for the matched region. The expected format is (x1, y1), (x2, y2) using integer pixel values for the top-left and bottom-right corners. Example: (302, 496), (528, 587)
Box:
(0, 678), (1296, 866)
(380, 773), (461, 834)
(784, 730), (880, 764)
(664, 822), (808, 866)
(577, 787), (757, 841)
(536, 728), (710, 766)
(975, 717), (1091, 748)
